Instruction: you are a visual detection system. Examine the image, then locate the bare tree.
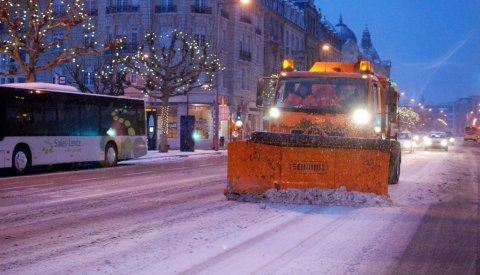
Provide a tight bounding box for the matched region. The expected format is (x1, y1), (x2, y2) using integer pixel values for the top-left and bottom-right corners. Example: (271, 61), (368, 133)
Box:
(0, 0), (116, 82)
(62, 48), (131, 95)
(127, 31), (222, 152)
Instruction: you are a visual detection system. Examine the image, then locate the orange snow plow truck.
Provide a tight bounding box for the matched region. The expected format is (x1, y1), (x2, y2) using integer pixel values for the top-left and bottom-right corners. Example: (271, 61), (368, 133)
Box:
(227, 60), (401, 197)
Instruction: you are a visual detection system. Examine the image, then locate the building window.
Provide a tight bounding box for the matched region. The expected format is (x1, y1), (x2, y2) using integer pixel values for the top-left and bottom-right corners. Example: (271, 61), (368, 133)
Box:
(84, 29), (93, 46)
(86, 0), (98, 16)
(53, 33), (64, 51)
(84, 71), (94, 86)
(190, 105), (211, 140)
(129, 73), (137, 84)
(167, 106), (178, 138)
(241, 68), (245, 90)
(195, 35), (206, 47)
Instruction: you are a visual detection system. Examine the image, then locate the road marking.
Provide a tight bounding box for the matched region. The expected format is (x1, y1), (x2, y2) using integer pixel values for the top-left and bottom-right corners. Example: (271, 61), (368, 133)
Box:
(73, 176), (110, 182)
(124, 171), (154, 176)
(166, 167), (189, 171)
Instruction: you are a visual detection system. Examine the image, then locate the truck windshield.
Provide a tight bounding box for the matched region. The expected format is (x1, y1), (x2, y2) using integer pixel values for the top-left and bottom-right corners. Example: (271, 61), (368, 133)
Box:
(275, 77), (368, 112)
(465, 127), (477, 134)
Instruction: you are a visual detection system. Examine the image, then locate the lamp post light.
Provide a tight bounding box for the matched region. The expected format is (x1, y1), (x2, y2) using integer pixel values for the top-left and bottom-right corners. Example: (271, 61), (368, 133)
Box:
(213, 0), (250, 151)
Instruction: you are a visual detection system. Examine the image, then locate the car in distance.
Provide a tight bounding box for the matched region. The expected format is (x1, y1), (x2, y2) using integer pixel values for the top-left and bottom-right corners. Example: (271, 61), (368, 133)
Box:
(445, 131), (455, 145)
(397, 132), (415, 153)
(424, 132), (449, 151)
(413, 131), (428, 147)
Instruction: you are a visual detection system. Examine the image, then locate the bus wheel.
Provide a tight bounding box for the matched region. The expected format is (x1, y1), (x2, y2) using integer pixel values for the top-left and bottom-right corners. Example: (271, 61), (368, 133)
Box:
(103, 143), (118, 167)
(12, 146), (31, 175)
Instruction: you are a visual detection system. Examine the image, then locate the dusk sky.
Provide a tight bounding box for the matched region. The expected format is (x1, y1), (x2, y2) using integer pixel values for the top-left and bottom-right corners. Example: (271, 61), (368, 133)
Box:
(318, 0), (480, 105)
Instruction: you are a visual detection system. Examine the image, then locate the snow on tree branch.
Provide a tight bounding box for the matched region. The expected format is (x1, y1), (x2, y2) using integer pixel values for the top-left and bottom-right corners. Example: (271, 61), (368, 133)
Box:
(0, 0), (117, 82)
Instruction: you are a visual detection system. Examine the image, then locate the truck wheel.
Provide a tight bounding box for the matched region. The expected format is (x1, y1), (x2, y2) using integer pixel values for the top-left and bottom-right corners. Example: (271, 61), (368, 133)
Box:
(103, 143), (118, 167)
(389, 155), (401, 185)
(12, 146), (31, 175)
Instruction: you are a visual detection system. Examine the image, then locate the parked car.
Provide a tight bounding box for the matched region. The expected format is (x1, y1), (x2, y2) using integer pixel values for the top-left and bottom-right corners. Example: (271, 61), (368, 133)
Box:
(397, 132), (415, 153)
(424, 132), (449, 151)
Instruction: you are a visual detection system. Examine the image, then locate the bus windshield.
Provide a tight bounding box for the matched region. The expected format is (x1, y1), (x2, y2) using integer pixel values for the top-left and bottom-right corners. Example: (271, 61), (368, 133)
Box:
(275, 77), (368, 112)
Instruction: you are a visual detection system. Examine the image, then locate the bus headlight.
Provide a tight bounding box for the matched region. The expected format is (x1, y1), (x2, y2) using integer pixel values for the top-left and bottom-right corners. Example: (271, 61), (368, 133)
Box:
(269, 107), (280, 118)
(352, 109), (371, 125)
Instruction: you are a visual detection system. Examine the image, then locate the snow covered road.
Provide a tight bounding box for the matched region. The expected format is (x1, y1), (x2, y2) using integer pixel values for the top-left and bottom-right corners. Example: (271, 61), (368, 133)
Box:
(0, 141), (478, 274)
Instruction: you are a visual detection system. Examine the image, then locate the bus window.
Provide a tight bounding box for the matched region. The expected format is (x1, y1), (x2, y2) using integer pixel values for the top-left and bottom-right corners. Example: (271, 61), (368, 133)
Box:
(80, 101), (100, 136)
(44, 99), (57, 135)
(57, 94), (80, 136)
(6, 93), (34, 136)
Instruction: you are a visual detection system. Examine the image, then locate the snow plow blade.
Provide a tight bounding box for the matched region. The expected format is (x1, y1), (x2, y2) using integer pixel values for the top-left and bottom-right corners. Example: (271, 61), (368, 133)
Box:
(227, 132), (400, 197)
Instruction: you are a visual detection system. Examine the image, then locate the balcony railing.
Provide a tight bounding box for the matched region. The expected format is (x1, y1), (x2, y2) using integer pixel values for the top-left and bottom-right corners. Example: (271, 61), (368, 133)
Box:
(240, 15), (252, 24)
(191, 5), (212, 14)
(121, 43), (139, 53)
(239, 50), (252, 62)
(155, 5), (177, 13)
(106, 5), (140, 14)
(87, 9), (98, 16)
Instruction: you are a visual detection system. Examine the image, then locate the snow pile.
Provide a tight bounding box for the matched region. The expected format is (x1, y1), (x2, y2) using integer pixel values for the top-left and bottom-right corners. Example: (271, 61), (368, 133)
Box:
(226, 186), (393, 207)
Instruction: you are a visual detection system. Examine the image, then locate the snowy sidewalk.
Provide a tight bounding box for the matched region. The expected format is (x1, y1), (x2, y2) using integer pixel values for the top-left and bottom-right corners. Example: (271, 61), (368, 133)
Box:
(120, 149), (227, 165)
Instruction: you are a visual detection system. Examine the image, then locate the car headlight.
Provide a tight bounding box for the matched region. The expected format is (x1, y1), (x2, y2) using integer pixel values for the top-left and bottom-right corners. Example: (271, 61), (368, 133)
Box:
(269, 107), (280, 118)
(449, 137), (455, 143)
(441, 140), (448, 146)
(404, 141), (411, 148)
(352, 109), (370, 125)
(424, 137), (432, 145)
(413, 135), (419, 141)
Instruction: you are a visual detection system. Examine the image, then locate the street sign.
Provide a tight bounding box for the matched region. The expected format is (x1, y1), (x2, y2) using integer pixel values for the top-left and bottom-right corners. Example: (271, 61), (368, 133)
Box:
(58, 76), (66, 85)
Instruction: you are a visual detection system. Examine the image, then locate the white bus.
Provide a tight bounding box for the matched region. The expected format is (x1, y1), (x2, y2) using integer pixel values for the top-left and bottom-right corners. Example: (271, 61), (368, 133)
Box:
(0, 83), (147, 174)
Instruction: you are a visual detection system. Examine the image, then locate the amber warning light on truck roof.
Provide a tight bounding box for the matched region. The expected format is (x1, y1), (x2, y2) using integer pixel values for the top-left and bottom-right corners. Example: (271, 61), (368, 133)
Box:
(282, 59), (294, 71)
(359, 61), (371, 72)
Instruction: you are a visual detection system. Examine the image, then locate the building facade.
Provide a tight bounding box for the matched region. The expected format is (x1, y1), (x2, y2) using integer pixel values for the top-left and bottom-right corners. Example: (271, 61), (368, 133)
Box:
(2, 0), (380, 150)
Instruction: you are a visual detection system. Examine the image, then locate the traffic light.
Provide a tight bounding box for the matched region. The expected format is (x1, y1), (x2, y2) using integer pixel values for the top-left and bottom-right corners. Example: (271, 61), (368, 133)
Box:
(236, 111), (242, 122)
(235, 111), (243, 127)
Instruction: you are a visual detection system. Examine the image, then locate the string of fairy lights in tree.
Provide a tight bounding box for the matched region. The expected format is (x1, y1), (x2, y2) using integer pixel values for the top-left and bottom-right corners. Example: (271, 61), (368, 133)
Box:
(0, 0), (115, 82)
(398, 106), (420, 130)
(125, 29), (222, 151)
(127, 30), (223, 99)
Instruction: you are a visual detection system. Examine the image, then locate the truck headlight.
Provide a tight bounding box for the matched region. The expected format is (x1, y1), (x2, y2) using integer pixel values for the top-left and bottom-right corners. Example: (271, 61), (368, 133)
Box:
(269, 107), (280, 118)
(352, 109), (370, 125)
(441, 140), (448, 146)
(424, 137), (432, 145)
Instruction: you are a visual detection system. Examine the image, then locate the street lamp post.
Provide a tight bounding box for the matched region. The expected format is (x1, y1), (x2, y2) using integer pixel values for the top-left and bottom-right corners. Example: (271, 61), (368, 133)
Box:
(213, 0), (250, 151)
